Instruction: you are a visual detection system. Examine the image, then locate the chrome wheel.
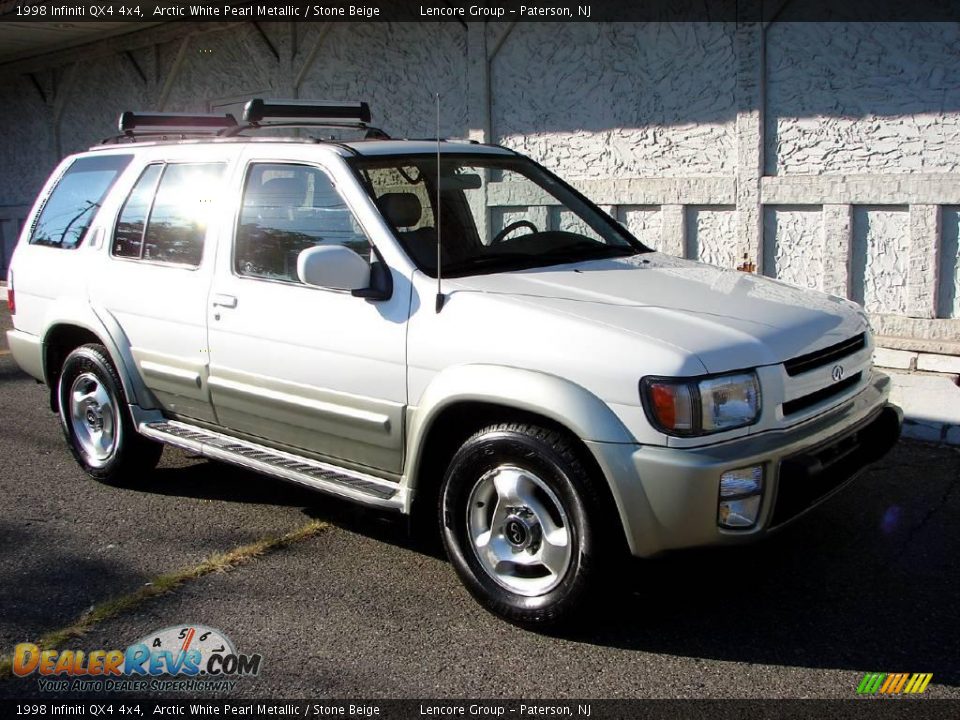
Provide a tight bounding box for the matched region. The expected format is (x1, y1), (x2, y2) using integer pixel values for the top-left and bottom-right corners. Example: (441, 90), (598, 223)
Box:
(68, 372), (118, 468)
(466, 464), (572, 596)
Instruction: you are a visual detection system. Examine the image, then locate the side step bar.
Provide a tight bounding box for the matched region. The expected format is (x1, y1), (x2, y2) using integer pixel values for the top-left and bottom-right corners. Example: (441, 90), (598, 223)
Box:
(139, 420), (404, 510)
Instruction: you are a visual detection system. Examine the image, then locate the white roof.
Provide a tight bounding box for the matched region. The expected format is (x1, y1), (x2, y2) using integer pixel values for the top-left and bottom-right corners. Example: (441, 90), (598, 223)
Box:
(86, 136), (516, 157)
(342, 140), (515, 157)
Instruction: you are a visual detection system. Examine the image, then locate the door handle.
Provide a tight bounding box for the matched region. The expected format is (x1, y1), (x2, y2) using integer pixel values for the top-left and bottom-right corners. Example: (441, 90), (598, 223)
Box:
(212, 294), (238, 309)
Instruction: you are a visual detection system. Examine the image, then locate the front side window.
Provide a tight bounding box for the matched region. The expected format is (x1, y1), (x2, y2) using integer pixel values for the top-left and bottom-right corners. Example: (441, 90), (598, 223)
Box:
(112, 162), (225, 267)
(351, 154), (647, 277)
(30, 154), (132, 249)
(235, 163), (371, 283)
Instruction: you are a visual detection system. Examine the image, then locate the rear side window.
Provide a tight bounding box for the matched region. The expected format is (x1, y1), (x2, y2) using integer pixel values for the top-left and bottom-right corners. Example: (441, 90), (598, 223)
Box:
(113, 164), (162, 258)
(30, 154), (132, 249)
(112, 162), (225, 267)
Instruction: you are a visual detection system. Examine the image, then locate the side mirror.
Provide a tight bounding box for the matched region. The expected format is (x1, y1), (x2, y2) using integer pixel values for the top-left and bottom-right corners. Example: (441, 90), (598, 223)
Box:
(297, 245), (371, 291)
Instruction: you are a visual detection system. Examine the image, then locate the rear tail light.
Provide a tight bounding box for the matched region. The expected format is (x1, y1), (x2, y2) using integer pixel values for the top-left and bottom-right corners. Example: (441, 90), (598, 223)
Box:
(6, 271), (13, 315)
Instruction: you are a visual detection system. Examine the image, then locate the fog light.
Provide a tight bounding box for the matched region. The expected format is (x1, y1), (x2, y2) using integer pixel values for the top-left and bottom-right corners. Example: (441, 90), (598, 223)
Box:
(719, 466), (763, 498)
(719, 496), (762, 528)
(718, 466), (763, 528)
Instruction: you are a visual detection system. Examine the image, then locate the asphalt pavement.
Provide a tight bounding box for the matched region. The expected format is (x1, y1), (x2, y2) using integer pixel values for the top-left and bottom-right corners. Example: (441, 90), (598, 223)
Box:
(0, 304), (958, 700)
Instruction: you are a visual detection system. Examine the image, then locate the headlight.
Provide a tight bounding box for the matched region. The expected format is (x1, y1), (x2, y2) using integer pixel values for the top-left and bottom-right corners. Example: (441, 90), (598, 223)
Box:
(640, 371), (761, 436)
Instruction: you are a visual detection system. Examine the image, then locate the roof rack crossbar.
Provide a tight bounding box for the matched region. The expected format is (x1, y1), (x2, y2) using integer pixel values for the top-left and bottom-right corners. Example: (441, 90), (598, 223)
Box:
(118, 111), (238, 135)
(243, 98), (371, 124)
(219, 121), (389, 139)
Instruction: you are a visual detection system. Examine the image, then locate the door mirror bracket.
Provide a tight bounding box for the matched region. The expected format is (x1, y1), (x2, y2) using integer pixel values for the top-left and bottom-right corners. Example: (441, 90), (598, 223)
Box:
(351, 256), (392, 301)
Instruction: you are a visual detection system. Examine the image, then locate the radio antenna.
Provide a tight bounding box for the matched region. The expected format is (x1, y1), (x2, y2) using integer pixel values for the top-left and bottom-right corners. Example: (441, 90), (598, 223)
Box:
(435, 92), (445, 313)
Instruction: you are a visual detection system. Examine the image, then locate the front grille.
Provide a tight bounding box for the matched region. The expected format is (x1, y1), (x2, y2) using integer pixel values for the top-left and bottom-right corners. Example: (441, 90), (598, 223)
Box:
(782, 372), (862, 416)
(784, 333), (866, 377)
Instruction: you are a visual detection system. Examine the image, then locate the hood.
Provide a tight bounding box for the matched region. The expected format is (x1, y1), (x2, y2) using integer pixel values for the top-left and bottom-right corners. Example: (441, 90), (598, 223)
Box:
(447, 253), (867, 373)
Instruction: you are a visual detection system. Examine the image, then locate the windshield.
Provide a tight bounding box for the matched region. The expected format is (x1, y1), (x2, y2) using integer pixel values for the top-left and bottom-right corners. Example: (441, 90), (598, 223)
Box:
(349, 154), (649, 277)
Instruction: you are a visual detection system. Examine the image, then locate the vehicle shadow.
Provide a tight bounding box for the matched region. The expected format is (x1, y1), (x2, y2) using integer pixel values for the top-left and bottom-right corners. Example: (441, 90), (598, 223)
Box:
(134, 456), (433, 553)
(131, 442), (958, 686)
(132, 460), (325, 507)
(560, 441), (960, 687)
(305, 441), (959, 687)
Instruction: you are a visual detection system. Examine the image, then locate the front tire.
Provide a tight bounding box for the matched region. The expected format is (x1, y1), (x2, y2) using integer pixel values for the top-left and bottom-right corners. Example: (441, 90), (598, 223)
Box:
(440, 423), (608, 627)
(57, 343), (162, 484)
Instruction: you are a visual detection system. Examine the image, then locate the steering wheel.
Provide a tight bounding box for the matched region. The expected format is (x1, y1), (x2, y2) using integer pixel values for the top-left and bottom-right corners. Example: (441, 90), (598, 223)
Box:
(492, 220), (538, 244)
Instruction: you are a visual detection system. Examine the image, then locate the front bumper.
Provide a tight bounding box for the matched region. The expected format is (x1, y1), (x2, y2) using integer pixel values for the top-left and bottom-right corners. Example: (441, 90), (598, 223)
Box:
(587, 370), (902, 557)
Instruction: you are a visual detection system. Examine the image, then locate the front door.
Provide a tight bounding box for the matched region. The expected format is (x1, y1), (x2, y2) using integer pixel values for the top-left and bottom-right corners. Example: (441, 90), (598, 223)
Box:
(206, 156), (408, 475)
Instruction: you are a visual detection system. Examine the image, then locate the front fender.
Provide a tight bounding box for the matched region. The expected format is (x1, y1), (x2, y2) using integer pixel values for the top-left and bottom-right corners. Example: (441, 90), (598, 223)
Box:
(405, 364), (637, 492)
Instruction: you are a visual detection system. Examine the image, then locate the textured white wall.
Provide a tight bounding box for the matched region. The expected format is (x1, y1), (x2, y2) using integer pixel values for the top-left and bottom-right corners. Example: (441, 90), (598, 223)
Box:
(163, 28), (282, 113)
(618, 206), (662, 251)
(852, 207), (911, 314)
(1, 20), (958, 343)
(492, 23), (737, 179)
(67, 53), (153, 152)
(296, 23), (467, 138)
(763, 207), (824, 291)
(0, 76), (55, 205)
(686, 206), (739, 268)
(766, 23), (960, 176)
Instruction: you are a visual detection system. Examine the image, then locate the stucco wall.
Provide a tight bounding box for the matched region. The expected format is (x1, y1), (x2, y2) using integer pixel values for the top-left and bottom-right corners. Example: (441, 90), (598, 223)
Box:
(492, 23), (737, 178)
(762, 207), (824, 292)
(1, 20), (958, 349)
(851, 207), (911, 315)
(765, 22), (960, 176)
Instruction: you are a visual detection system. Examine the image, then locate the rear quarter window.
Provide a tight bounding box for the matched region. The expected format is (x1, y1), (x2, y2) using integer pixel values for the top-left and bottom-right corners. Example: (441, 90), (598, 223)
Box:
(112, 162), (226, 267)
(29, 154), (132, 249)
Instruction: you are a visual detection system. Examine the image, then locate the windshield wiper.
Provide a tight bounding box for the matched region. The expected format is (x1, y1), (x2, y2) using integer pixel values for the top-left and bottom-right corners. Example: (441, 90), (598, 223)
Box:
(442, 243), (638, 277)
(540, 240), (638, 262)
(442, 251), (536, 276)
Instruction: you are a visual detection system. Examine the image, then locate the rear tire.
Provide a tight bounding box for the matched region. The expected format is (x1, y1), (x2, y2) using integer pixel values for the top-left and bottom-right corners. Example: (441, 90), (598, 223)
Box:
(57, 343), (162, 484)
(440, 423), (610, 627)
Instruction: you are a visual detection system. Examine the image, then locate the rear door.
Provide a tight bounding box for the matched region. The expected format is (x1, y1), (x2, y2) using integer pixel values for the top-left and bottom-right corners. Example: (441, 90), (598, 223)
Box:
(91, 147), (235, 423)
(205, 148), (408, 475)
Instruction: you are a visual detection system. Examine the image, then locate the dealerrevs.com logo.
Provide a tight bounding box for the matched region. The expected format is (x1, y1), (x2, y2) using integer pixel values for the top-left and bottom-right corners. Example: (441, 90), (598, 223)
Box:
(13, 625), (262, 693)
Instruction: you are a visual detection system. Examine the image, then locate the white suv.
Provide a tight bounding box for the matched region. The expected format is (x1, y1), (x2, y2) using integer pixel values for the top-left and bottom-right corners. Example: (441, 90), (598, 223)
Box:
(6, 100), (902, 625)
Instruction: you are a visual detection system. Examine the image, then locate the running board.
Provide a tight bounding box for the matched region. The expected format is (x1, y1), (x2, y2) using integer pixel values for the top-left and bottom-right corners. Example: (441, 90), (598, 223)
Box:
(139, 420), (403, 510)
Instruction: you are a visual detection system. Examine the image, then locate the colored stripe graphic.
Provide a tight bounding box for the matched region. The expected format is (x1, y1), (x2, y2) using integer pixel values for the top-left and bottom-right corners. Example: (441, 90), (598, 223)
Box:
(857, 673), (886, 694)
(907, 674), (933, 694)
(857, 672), (932, 694)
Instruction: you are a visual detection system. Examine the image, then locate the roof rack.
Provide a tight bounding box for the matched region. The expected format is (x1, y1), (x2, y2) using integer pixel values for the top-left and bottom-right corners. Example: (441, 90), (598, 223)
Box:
(101, 111), (238, 144)
(101, 99), (389, 145)
(220, 98), (389, 139)
(244, 99), (370, 124)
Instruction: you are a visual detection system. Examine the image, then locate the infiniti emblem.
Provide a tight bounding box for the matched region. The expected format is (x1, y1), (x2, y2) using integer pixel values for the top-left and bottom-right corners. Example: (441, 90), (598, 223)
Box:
(505, 519), (528, 546)
(832, 365), (845, 382)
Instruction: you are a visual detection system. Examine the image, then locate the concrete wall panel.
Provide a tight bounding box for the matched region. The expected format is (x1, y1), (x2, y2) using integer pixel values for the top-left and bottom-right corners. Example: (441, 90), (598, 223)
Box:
(852, 206), (910, 314)
(762, 206), (824, 291)
(938, 207), (960, 319)
(619, 206), (663, 252)
(686, 206), (738, 268)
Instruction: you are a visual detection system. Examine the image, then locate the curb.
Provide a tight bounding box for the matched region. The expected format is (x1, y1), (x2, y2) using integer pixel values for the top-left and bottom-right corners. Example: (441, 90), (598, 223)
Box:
(902, 419), (960, 446)
(885, 370), (960, 447)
